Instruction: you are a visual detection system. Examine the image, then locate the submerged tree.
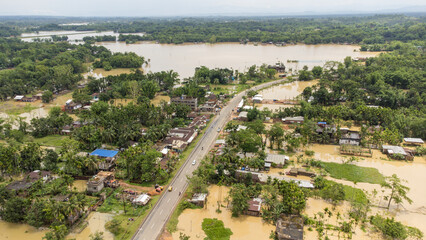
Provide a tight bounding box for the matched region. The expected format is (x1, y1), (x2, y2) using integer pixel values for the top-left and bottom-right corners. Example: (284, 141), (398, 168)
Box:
(381, 174), (412, 209)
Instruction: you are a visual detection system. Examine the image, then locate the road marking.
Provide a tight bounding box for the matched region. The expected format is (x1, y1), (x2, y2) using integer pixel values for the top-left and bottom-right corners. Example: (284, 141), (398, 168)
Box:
(167, 198), (170, 203)
(151, 223), (155, 229)
(160, 209), (163, 215)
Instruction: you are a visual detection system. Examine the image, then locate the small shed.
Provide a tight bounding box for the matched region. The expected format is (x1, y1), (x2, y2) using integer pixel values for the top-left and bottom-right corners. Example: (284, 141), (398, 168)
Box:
(403, 138), (424, 146)
(238, 111), (248, 121)
(188, 193), (208, 207)
(245, 198), (262, 216)
(14, 95), (24, 101)
(132, 194), (151, 206)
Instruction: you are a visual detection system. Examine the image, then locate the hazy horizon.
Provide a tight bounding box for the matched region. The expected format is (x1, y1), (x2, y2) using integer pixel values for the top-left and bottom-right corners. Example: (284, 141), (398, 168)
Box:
(1, 0), (425, 17)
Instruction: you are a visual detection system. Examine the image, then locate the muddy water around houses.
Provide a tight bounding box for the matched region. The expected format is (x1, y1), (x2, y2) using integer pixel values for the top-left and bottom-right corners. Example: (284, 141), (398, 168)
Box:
(72, 180), (87, 192)
(309, 144), (426, 234)
(67, 212), (114, 240)
(260, 80), (318, 100)
(0, 221), (48, 240)
(97, 42), (380, 78)
(172, 185), (275, 240)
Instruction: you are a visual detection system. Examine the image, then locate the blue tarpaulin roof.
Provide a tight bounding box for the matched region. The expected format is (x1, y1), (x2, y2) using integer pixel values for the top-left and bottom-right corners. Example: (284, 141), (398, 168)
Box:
(318, 122), (327, 125)
(90, 149), (118, 158)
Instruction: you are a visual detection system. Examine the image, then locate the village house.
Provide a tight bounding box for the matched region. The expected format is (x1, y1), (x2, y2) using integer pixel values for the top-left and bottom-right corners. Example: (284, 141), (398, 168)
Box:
(244, 198), (262, 216)
(171, 95), (198, 110)
(90, 149), (119, 170)
(339, 129), (361, 146)
(382, 145), (415, 161)
(403, 138), (424, 146)
(264, 154), (289, 170)
(282, 116), (304, 124)
(87, 171), (116, 193)
(188, 115), (209, 129)
(164, 127), (197, 153)
(235, 170), (315, 189)
(276, 215), (304, 240)
(132, 193), (151, 206)
(33, 93), (43, 101)
(63, 99), (82, 113)
(238, 111), (248, 121)
(188, 193), (208, 207)
(215, 139), (226, 147)
(14, 95), (24, 101)
(252, 94), (263, 103)
(288, 168), (316, 178)
(6, 170), (52, 193)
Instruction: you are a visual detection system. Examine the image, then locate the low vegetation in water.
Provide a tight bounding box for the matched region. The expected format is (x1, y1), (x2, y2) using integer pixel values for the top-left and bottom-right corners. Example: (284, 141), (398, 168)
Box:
(321, 162), (385, 185)
(370, 214), (423, 240)
(202, 218), (233, 240)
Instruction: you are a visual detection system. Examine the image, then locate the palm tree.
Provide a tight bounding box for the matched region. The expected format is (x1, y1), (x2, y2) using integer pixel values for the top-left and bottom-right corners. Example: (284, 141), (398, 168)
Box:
(84, 156), (99, 174)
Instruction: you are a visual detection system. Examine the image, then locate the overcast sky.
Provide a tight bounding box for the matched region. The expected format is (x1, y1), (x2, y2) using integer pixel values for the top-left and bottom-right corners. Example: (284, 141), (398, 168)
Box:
(1, 0), (425, 16)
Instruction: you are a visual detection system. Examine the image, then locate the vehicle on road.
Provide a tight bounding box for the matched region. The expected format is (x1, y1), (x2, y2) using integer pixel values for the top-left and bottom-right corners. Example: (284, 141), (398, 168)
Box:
(217, 127), (221, 132)
(192, 160), (196, 165)
(168, 186), (173, 192)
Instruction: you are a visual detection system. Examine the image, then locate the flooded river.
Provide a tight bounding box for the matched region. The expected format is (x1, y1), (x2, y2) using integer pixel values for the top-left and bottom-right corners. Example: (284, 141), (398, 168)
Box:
(96, 42), (379, 78)
(21, 31), (144, 43)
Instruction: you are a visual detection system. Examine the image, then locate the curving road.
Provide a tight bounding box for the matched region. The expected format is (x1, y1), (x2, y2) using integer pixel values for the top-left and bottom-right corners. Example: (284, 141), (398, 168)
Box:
(132, 79), (287, 240)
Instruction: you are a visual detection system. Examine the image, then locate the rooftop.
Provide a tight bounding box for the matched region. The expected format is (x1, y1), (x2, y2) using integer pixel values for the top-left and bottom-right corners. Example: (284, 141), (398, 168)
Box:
(90, 149), (119, 158)
(404, 138), (424, 144)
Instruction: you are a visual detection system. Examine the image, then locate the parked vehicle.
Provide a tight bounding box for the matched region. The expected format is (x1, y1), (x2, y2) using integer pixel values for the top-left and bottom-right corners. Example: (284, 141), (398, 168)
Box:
(168, 186), (173, 192)
(192, 160), (196, 165)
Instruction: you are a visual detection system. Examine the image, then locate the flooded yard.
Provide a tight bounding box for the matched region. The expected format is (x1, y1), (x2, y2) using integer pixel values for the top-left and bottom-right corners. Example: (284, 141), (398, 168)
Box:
(67, 212), (114, 240)
(308, 144), (426, 234)
(0, 221), (48, 240)
(172, 185), (275, 240)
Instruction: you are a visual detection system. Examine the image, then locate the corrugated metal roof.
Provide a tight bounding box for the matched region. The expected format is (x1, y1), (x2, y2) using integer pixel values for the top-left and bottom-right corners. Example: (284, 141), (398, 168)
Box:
(90, 149), (118, 158)
(404, 138), (424, 144)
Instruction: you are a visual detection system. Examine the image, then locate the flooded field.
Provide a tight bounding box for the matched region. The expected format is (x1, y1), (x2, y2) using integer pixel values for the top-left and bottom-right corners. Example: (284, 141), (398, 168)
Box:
(67, 212), (114, 240)
(0, 221), (48, 240)
(90, 68), (141, 78)
(260, 80), (318, 100)
(308, 144), (426, 234)
(96, 42), (380, 78)
(172, 185), (275, 240)
(304, 198), (383, 240)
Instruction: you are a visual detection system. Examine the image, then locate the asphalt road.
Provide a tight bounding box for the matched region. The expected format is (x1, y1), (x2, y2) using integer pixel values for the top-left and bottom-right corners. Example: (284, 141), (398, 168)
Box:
(132, 79), (287, 240)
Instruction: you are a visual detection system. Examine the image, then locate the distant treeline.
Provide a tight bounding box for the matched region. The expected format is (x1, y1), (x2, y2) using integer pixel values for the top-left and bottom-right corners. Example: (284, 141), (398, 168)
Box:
(23, 14), (426, 44)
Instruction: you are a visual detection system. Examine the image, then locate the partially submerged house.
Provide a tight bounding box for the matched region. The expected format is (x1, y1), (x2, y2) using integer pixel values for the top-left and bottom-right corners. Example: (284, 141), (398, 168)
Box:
(288, 168), (316, 178)
(339, 129), (361, 146)
(245, 198), (262, 217)
(90, 149), (119, 170)
(235, 170), (314, 189)
(188, 193), (208, 207)
(382, 145), (415, 161)
(276, 215), (304, 240)
(403, 138), (424, 146)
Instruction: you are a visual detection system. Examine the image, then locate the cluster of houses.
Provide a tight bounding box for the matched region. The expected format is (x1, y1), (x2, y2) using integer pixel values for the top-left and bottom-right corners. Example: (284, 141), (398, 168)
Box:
(13, 93), (43, 102)
(63, 93), (99, 113)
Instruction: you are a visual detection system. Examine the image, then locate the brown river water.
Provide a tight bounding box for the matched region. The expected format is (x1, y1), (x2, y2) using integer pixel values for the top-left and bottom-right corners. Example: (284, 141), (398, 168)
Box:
(96, 42), (379, 78)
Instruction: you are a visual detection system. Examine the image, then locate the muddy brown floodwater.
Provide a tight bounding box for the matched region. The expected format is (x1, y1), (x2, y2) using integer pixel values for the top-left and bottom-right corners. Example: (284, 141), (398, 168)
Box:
(96, 42), (380, 78)
(309, 144), (426, 235)
(67, 212), (114, 240)
(172, 185), (275, 240)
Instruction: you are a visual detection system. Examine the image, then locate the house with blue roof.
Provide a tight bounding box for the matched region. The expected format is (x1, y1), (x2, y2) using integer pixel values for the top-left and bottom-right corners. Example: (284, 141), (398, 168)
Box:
(90, 149), (119, 170)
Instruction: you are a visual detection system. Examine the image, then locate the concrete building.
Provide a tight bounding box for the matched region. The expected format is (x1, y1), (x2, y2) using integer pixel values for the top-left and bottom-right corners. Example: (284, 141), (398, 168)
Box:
(171, 95), (198, 110)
